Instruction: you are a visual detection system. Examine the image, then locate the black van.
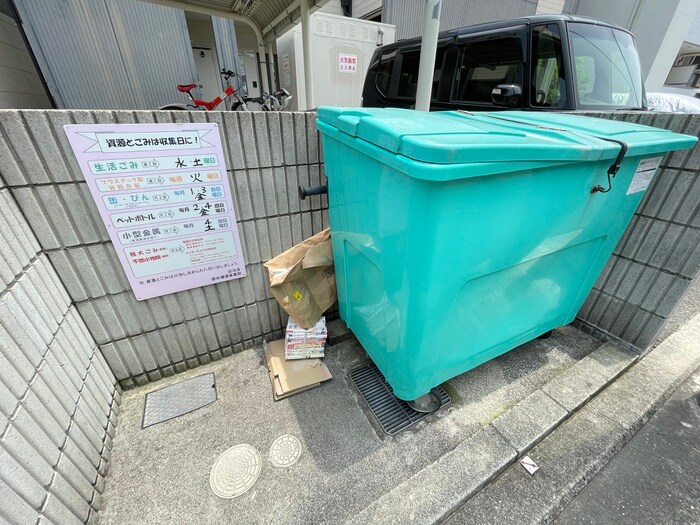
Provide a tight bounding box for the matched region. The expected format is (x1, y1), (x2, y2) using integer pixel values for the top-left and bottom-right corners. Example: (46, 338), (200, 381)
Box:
(362, 15), (646, 112)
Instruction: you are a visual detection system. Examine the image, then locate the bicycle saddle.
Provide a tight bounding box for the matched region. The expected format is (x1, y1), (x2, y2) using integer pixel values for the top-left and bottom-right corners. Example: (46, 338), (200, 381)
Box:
(177, 84), (198, 93)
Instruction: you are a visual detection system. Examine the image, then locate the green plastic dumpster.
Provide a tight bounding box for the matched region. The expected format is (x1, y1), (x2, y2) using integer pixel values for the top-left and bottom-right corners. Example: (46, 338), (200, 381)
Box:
(317, 108), (696, 402)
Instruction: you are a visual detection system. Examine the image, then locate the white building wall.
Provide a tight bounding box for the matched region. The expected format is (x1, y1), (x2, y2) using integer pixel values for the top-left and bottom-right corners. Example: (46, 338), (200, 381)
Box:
(354, 0), (382, 18)
(0, 13), (51, 108)
(638, 0), (700, 91)
(384, 0), (538, 41)
(320, 0), (345, 16)
(234, 22), (264, 96)
(536, 0), (565, 15)
(320, 0), (382, 18)
(566, 0), (700, 92)
(568, 0), (638, 28)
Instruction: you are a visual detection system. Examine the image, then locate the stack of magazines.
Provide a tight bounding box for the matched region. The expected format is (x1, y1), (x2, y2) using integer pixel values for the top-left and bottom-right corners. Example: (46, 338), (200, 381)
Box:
(285, 316), (327, 359)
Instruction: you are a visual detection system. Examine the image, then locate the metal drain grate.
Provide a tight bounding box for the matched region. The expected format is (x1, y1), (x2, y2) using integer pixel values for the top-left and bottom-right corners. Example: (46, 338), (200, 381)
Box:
(142, 373), (217, 428)
(350, 363), (451, 435)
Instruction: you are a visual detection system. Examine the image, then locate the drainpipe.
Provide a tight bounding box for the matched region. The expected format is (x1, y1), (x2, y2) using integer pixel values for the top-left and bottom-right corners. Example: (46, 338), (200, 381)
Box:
(415, 0), (442, 111)
(300, 0), (315, 109)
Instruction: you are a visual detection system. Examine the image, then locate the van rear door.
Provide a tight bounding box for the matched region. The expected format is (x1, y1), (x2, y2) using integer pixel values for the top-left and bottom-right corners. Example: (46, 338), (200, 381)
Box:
(449, 25), (527, 110)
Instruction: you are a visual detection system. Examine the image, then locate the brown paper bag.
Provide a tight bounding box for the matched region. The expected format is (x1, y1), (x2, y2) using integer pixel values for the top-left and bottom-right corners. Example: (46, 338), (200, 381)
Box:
(264, 229), (337, 329)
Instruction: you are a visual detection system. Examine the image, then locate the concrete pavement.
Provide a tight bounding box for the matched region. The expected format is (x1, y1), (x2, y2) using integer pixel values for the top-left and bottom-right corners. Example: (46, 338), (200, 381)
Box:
(98, 324), (619, 525)
(446, 310), (700, 525)
(98, 283), (700, 525)
(554, 367), (700, 525)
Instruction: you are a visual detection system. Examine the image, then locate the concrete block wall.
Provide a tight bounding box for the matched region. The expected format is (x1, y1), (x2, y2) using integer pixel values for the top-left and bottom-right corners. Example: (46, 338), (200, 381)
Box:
(576, 112), (700, 352)
(0, 173), (120, 523)
(0, 109), (329, 389)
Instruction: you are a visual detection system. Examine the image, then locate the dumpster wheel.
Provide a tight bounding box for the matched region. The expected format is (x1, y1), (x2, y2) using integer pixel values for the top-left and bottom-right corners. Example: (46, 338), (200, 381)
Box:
(537, 330), (553, 340)
(407, 388), (443, 413)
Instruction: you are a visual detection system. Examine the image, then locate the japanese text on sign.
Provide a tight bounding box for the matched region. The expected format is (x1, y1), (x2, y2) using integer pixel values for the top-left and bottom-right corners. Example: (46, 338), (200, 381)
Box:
(338, 53), (358, 73)
(64, 124), (245, 301)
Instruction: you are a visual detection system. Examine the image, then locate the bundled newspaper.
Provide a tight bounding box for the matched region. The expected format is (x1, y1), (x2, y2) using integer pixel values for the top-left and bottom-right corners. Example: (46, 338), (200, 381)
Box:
(285, 316), (327, 360)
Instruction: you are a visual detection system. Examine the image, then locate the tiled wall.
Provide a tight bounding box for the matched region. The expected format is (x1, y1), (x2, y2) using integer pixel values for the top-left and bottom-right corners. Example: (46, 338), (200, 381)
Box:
(575, 112), (700, 352)
(0, 174), (119, 523)
(0, 109), (328, 389)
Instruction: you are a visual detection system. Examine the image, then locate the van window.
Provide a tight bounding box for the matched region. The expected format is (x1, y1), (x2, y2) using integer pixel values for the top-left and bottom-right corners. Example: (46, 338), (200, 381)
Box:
(398, 51), (421, 98)
(452, 38), (522, 104)
(397, 48), (445, 99)
(376, 50), (396, 97)
(569, 22), (644, 109)
(531, 24), (566, 107)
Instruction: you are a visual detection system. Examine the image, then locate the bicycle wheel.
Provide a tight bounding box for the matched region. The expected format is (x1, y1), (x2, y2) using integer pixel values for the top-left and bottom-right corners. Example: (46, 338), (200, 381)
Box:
(159, 104), (190, 110)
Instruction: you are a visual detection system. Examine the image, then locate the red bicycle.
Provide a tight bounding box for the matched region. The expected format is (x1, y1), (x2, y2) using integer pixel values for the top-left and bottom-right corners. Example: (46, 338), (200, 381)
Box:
(161, 69), (292, 112)
(160, 69), (249, 111)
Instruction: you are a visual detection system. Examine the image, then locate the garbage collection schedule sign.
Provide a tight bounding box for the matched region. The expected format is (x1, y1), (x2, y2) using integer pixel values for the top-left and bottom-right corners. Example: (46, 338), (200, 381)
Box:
(64, 123), (245, 301)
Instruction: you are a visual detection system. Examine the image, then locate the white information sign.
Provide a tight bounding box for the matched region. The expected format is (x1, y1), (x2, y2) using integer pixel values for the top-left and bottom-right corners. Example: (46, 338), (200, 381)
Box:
(64, 123), (246, 300)
(627, 156), (662, 195)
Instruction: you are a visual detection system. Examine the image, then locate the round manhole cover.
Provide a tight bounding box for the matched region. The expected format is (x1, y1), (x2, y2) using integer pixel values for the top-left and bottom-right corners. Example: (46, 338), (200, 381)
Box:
(269, 434), (302, 468)
(210, 444), (261, 498)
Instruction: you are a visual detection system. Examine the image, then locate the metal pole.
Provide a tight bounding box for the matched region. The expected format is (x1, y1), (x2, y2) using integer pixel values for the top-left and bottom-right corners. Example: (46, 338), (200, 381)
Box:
(267, 42), (277, 91)
(415, 0), (442, 111)
(258, 42), (270, 95)
(300, 0), (315, 109)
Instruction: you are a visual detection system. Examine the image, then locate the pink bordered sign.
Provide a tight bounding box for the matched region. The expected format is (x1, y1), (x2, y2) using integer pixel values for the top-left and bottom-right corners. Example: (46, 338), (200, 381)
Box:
(64, 123), (246, 301)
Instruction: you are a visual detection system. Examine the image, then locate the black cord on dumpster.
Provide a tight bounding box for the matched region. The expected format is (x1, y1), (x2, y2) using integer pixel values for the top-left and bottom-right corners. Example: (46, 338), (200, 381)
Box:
(455, 112), (629, 195)
(590, 138), (628, 194)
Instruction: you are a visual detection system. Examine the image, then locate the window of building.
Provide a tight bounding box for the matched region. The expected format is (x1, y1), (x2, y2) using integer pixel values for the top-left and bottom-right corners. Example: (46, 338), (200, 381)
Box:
(452, 38), (522, 104)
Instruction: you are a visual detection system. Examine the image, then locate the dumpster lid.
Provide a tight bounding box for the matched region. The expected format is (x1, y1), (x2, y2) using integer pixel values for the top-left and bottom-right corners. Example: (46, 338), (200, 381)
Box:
(316, 107), (695, 166)
(470, 111), (698, 158)
(317, 107), (614, 165)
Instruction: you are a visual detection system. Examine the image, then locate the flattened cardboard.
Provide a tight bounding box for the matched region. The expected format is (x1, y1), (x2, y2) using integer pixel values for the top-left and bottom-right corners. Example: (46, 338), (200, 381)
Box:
(264, 339), (332, 400)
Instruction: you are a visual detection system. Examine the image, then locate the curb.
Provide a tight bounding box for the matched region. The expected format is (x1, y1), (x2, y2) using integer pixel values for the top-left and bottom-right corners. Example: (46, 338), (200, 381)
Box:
(446, 311), (700, 524)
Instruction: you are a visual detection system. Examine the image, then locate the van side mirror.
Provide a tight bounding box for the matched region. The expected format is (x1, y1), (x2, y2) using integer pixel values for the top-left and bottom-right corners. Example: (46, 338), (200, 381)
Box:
(491, 84), (522, 108)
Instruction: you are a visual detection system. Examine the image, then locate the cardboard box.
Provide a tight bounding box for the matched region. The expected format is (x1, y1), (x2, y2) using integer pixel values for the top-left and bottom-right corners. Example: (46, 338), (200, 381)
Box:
(264, 339), (332, 400)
